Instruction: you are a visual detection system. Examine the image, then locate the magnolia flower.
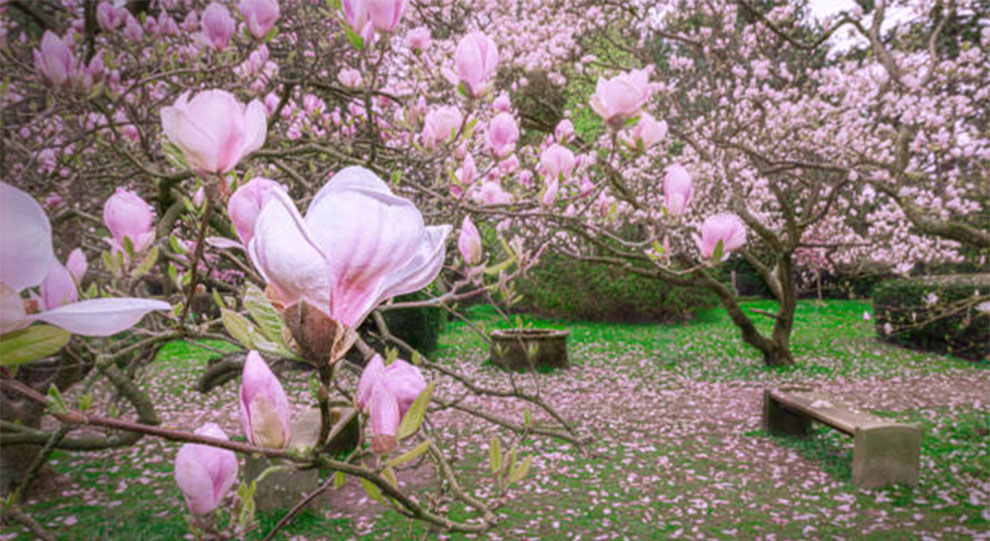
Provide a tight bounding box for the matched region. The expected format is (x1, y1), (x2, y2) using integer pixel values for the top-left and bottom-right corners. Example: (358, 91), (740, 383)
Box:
(700, 214), (746, 260)
(405, 26), (431, 50)
(368, 0), (405, 32)
(355, 354), (427, 454)
(590, 68), (651, 128)
(338, 68), (363, 90)
(863, 311), (871, 322)
(201, 3), (235, 51)
(103, 188), (156, 255)
(239, 0), (280, 39)
(542, 177), (559, 207)
(539, 144), (575, 181)
(123, 13), (144, 41)
(455, 32), (498, 97)
(474, 181), (513, 205)
(340, 0), (372, 38)
(96, 2), (126, 31)
(33, 31), (77, 88)
(486, 113), (519, 158)
(554, 119), (574, 143)
(161, 90), (267, 174)
(458, 216), (482, 266)
(0, 183), (169, 337)
(174, 423), (238, 515)
(248, 167), (450, 328)
(40, 259), (78, 311)
(663, 164), (693, 217)
(456, 154), (478, 186)
(240, 351), (291, 448)
(626, 112), (666, 149)
(422, 106), (463, 148)
(924, 293), (939, 306)
(227, 177), (286, 246)
(883, 322), (894, 335)
(65, 248), (87, 284)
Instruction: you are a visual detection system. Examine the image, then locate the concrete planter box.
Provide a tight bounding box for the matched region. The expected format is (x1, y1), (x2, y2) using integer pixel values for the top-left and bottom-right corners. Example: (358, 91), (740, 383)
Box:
(490, 328), (570, 370)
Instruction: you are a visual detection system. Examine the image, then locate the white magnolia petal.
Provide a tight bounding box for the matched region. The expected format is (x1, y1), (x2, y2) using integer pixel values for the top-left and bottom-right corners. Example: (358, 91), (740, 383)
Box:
(1, 182), (54, 290)
(248, 189), (331, 310)
(206, 236), (244, 250)
(372, 225), (451, 316)
(30, 297), (170, 336)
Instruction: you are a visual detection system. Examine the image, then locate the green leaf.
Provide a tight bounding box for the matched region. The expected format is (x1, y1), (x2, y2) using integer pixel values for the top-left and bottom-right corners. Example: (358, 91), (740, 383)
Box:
(169, 234), (187, 254)
(221, 309), (257, 349)
(508, 455), (533, 484)
(342, 22), (364, 50)
(243, 283), (282, 341)
(45, 383), (68, 414)
(523, 409), (531, 428)
(397, 381), (434, 441)
(387, 439), (431, 468)
(122, 236), (135, 258)
(488, 436), (502, 474)
(359, 478), (382, 503)
(77, 393), (94, 412)
(212, 289), (226, 311)
(712, 239), (724, 262)
(0, 325), (71, 366)
(332, 471), (346, 489)
(457, 81), (469, 98)
(382, 467), (399, 489)
(131, 245), (158, 280)
(102, 250), (119, 276)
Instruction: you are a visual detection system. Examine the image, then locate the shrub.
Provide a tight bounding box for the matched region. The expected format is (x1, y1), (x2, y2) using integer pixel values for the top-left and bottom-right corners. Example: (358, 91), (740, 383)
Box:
(873, 275), (990, 362)
(347, 292), (444, 365)
(514, 253), (718, 322)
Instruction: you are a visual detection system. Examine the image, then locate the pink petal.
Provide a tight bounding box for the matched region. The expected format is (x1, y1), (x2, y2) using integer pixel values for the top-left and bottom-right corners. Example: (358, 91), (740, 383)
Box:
(1, 182), (54, 290)
(30, 297), (169, 336)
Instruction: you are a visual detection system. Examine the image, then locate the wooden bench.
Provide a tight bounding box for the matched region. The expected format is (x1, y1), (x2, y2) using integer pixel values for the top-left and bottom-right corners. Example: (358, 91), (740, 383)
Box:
(763, 387), (921, 489)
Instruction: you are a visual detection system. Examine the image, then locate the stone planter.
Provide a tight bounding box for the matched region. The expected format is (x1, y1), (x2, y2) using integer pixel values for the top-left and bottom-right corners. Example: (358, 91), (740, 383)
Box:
(245, 406), (360, 511)
(490, 328), (570, 370)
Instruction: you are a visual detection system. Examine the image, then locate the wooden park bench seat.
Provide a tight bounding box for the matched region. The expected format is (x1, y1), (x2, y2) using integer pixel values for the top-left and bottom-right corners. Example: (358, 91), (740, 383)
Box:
(763, 386), (921, 489)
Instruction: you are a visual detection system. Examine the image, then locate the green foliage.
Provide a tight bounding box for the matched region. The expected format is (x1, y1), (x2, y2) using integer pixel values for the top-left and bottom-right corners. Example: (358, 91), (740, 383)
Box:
(358, 292), (444, 359)
(514, 253), (717, 322)
(873, 275), (990, 362)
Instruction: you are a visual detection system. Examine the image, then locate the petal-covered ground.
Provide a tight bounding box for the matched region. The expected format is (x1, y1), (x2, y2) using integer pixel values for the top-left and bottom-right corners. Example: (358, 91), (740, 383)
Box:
(2, 299), (987, 540)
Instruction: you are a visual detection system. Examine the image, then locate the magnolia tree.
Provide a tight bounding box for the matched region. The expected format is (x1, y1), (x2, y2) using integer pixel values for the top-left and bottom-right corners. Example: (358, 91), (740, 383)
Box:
(1, 0), (986, 536)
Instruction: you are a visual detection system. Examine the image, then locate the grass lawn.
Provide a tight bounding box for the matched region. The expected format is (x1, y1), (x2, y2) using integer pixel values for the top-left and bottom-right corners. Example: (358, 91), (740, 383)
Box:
(2, 299), (987, 540)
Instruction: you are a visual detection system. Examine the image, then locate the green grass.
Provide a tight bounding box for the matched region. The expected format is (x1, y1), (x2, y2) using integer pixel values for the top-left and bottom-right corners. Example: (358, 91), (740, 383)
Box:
(4, 301), (988, 539)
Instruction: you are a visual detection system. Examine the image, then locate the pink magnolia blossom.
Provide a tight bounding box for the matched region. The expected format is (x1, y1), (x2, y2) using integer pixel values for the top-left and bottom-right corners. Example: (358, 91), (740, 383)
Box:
(700, 214), (747, 260)
(174, 423), (238, 515)
(202, 2), (235, 51)
(863, 311), (871, 322)
(455, 31), (498, 97)
(338, 68), (363, 90)
(422, 106), (463, 148)
(65, 248), (87, 284)
(492, 93), (511, 112)
(486, 112), (519, 158)
(405, 26), (431, 50)
(40, 260), (78, 311)
(240, 351), (291, 448)
(0, 182), (169, 337)
(589, 68), (651, 128)
(248, 167), (450, 328)
(554, 119), (575, 143)
(458, 216), (482, 265)
(227, 177), (286, 246)
(663, 164), (693, 217)
(160, 90), (267, 174)
(626, 112), (666, 149)
(239, 0), (280, 39)
(33, 31), (77, 88)
(355, 354), (427, 454)
(456, 154), (478, 186)
(368, 0), (405, 32)
(539, 144), (575, 181)
(103, 187), (155, 254)
(123, 13), (144, 42)
(340, 0), (372, 37)
(475, 181), (513, 205)
(96, 2), (126, 31)
(542, 177), (559, 206)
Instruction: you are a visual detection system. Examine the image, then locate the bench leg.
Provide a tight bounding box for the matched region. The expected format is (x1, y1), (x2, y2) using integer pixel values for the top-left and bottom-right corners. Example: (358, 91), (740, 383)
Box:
(852, 424), (921, 489)
(763, 390), (810, 437)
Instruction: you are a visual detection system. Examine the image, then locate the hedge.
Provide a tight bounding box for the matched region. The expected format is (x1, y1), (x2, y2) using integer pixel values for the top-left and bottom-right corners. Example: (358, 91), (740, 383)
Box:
(346, 292), (444, 365)
(514, 253), (718, 322)
(873, 274), (990, 362)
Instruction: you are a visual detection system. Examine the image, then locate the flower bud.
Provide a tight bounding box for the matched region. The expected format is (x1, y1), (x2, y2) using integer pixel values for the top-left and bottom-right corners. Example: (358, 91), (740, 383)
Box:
(202, 2), (235, 51)
(239, 351), (291, 448)
(103, 188), (155, 254)
(239, 0), (280, 39)
(458, 216), (482, 266)
(663, 164), (693, 217)
(700, 214), (746, 260)
(455, 32), (498, 97)
(174, 423), (238, 515)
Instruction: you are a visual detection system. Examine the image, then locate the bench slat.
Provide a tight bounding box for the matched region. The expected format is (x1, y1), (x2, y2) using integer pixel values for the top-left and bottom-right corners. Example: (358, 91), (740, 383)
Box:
(769, 389), (888, 436)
